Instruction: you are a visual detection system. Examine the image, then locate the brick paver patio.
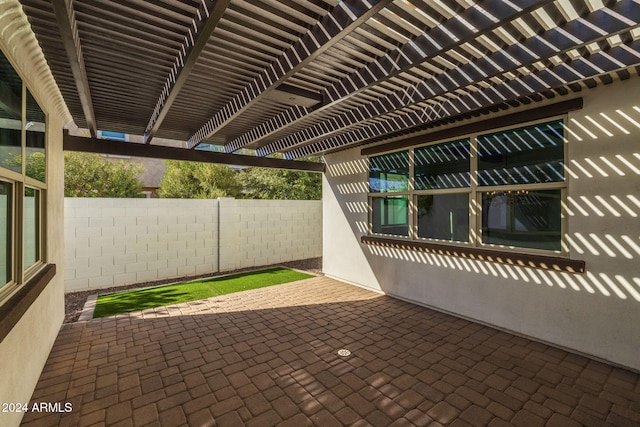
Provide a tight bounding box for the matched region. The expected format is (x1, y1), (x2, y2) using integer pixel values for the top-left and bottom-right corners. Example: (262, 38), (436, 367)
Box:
(22, 277), (640, 426)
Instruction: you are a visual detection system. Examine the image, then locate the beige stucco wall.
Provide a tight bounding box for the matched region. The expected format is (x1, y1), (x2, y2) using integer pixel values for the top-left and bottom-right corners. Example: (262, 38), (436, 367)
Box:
(323, 77), (640, 371)
(0, 117), (66, 427)
(0, 1), (70, 425)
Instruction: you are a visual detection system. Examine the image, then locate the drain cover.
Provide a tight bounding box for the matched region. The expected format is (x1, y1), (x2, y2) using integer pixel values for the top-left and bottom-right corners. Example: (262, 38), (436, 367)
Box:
(337, 349), (351, 357)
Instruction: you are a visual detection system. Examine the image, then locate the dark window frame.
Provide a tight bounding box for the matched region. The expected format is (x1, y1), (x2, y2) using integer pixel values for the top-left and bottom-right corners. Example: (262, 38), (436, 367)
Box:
(367, 116), (569, 258)
(0, 49), (48, 307)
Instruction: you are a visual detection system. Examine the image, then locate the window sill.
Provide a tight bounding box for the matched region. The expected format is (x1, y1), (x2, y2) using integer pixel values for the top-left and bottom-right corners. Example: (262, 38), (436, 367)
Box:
(0, 264), (56, 343)
(361, 236), (585, 274)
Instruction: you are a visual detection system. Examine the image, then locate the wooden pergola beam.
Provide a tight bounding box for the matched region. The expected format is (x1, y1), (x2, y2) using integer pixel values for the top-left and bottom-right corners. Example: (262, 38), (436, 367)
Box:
(63, 134), (325, 172)
(52, 0), (97, 138)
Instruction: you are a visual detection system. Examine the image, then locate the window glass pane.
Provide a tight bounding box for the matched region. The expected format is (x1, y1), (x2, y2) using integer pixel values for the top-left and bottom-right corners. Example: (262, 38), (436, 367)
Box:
(1, 181), (11, 286)
(478, 120), (564, 186)
(0, 50), (23, 174)
(369, 151), (409, 192)
(26, 89), (45, 182)
(415, 139), (470, 189)
(481, 189), (562, 251)
(24, 187), (40, 270)
(417, 193), (469, 242)
(372, 196), (409, 236)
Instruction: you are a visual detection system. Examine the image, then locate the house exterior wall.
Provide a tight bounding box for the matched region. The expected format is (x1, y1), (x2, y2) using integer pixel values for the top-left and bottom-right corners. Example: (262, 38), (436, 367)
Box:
(0, 115), (65, 427)
(322, 78), (640, 371)
(64, 198), (321, 291)
(0, 0), (71, 421)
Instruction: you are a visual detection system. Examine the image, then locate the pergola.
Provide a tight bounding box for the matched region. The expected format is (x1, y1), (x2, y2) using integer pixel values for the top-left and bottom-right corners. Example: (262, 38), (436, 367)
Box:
(3, 3), (640, 426)
(19, 0), (640, 169)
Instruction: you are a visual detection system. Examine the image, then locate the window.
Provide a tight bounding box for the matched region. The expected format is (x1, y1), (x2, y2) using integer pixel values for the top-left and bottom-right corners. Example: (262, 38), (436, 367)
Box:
(0, 49), (47, 302)
(477, 120), (564, 186)
(0, 181), (12, 287)
(368, 118), (566, 254)
(417, 193), (469, 242)
(415, 139), (470, 189)
(97, 130), (128, 141)
(26, 89), (46, 183)
(369, 150), (409, 192)
(369, 151), (410, 237)
(372, 196), (409, 236)
(24, 187), (41, 270)
(481, 189), (561, 251)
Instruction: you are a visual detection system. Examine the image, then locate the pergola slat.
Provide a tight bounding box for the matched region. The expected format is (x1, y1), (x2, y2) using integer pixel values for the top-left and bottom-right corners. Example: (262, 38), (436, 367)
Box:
(285, 39), (640, 158)
(228, 0), (558, 152)
(143, 0), (231, 145)
(186, 0), (394, 149)
(258, 1), (640, 156)
(52, 0), (97, 137)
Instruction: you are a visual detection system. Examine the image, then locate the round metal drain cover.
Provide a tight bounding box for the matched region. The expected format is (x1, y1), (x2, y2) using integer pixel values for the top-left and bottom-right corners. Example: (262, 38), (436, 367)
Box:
(337, 349), (351, 357)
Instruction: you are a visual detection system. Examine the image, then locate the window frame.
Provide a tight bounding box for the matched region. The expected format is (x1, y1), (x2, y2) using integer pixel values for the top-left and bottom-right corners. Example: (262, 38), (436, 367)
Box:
(368, 115), (568, 257)
(370, 194), (411, 237)
(0, 177), (16, 300)
(0, 51), (48, 305)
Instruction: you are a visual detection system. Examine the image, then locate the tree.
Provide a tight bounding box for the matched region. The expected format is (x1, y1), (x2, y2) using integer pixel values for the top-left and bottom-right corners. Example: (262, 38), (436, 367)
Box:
(158, 160), (242, 199)
(4, 152), (145, 197)
(239, 163), (321, 200)
(64, 152), (144, 197)
(26, 152), (46, 182)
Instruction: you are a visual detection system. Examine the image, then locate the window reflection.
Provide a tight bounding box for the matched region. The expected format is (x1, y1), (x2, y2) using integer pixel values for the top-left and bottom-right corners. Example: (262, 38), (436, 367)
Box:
(372, 196), (409, 236)
(26, 89), (46, 182)
(369, 151), (409, 192)
(481, 190), (562, 251)
(368, 119), (565, 253)
(24, 187), (40, 270)
(1, 181), (11, 286)
(415, 139), (470, 189)
(0, 50), (22, 174)
(478, 120), (564, 186)
(417, 193), (469, 242)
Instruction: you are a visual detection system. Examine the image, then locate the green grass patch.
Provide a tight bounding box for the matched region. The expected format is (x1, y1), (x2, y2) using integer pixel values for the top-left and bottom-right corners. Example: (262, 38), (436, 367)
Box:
(93, 268), (313, 318)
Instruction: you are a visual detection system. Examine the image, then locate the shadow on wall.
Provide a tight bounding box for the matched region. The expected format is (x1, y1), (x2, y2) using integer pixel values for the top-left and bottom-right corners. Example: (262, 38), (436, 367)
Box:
(328, 105), (640, 303)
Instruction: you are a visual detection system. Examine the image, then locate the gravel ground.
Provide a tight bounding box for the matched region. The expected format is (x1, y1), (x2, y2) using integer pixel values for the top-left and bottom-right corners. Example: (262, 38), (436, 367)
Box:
(64, 257), (322, 323)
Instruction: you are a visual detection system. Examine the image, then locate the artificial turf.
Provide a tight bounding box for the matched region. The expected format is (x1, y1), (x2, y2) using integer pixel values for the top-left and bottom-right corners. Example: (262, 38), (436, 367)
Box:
(93, 267), (313, 318)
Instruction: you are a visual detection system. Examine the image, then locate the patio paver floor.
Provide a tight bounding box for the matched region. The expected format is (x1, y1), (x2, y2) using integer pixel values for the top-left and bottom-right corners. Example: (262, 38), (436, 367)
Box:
(21, 277), (640, 426)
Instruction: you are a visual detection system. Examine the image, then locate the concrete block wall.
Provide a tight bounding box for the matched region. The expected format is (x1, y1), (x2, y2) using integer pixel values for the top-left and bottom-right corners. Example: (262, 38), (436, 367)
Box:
(64, 198), (321, 292)
(220, 199), (323, 271)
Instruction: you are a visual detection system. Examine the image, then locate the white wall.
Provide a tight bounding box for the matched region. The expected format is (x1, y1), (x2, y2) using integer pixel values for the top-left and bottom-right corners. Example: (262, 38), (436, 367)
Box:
(219, 198), (322, 271)
(64, 198), (321, 291)
(323, 78), (640, 371)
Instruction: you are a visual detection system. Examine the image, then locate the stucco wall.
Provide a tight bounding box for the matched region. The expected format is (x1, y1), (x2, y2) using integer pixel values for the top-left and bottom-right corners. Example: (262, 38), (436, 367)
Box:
(0, 1), (70, 425)
(64, 198), (322, 291)
(322, 78), (640, 371)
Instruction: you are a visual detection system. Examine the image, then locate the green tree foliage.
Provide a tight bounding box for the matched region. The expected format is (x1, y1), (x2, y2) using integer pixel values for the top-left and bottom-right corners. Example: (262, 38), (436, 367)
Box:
(4, 152), (144, 197)
(5, 152), (47, 181)
(158, 160), (242, 199)
(11, 152), (322, 200)
(64, 152), (144, 197)
(239, 165), (321, 200)
(26, 152), (46, 182)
